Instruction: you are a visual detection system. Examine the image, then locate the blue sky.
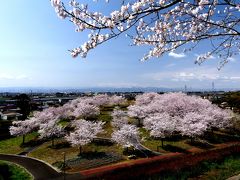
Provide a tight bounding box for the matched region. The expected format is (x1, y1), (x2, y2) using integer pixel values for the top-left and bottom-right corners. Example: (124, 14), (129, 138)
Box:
(0, 1), (240, 90)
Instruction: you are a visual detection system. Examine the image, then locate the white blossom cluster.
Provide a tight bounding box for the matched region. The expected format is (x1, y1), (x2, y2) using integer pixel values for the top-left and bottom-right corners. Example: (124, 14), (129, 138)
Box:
(129, 92), (232, 139)
(65, 119), (105, 147)
(51, 0), (240, 65)
(10, 94), (126, 148)
(111, 107), (129, 128)
(111, 124), (141, 149)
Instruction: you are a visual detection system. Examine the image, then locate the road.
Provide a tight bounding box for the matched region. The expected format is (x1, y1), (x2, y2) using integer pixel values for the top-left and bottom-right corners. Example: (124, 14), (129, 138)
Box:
(0, 154), (85, 180)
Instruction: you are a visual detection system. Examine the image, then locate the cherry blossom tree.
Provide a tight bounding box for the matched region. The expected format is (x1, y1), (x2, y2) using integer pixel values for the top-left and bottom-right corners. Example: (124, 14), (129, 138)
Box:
(111, 107), (129, 128)
(131, 92), (231, 142)
(51, 0), (240, 67)
(143, 112), (178, 147)
(109, 95), (127, 106)
(205, 106), (232, 130)
(9, 118), (39, 144)
(65, 119), (105, 154)
(10, 105), (68, 145)
(111, 124), (141, 151)
(38, 118), (65, 147)
(92, 94), (110, 106)
(71, 102), (100, 119)
(135, 92), (160, 106)
(178, 112), (209, 142)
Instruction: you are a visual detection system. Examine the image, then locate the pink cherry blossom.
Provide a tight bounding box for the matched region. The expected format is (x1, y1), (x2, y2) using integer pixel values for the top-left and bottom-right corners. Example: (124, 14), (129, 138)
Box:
(50, 0), (240, 67)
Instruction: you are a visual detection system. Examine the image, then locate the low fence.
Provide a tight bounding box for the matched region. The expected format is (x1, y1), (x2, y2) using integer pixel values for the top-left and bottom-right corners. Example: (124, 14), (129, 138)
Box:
(80, 142), (240, 180)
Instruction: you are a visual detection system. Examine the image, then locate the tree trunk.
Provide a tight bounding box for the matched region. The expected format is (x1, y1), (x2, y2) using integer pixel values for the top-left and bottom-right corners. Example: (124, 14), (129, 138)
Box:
(22, 134), (25, 144)
(138, 119), (141, 127)
(52, 137), (54, 147)
(79, 146), (82, 155)
(161, 139), (164, 147)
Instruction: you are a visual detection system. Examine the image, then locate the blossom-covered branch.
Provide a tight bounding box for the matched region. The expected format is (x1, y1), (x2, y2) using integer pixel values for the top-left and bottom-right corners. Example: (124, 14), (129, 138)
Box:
(51, 0), (240, 66)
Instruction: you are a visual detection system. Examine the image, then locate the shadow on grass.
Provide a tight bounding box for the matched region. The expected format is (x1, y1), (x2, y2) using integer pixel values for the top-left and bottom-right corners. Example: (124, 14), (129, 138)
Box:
(162, 144), (189, 153)
(164, 134), (185, 142)
(186, 139), (214, 149)
(50, 141), (71, 149)
(92, 139), (114, 146)
(203, 132), (240, 144)
(77, 151), (106, 159)
(0, 163), (11, 180)
(20, 138), (45, 148)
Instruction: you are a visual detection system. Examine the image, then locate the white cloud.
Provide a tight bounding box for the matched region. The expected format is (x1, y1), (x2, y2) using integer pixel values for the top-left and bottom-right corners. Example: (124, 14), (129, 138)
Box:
(168, 52), (186, 58)
(0, 74), (30, 80)
(229, 76), (240, 80)
(144, 67), (240, 83)
(165, 63), (176, 68)
(96, 82), (139, 88)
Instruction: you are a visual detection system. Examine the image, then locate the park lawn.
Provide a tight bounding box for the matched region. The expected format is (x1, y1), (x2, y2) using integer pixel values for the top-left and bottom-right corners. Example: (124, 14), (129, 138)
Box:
(0, 160), (33, 180)
(189, 155), (240, 179)
(29, 138), (124, 166)
(99, 108), (112, 123)
(142, 138), (193, 153)
(0, 132), (38, 154)
(153, 154), (240, 180)
(98, 106), (114, 138)
(140, 128), (199, 153)
(98, 122), (113, 138)
(28, 139), (79, 165)
(145, 154), (240, 180)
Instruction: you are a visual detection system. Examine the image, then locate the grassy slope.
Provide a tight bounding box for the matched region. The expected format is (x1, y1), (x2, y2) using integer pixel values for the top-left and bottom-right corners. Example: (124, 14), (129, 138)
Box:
(28, 139), (124, 165)
(0, 160), (33, 180)
(191, 155), (240, 180)
(147, 154), (240, 180)
(0, 132), (38, 154)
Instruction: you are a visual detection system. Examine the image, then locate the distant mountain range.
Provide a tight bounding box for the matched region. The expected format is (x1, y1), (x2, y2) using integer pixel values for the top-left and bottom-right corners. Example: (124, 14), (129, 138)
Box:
(0, 87), (239, 93)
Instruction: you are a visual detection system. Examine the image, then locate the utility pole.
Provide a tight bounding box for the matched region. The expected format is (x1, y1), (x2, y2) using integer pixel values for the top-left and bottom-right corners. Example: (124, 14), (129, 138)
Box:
(184, 84), (187, 93)
(63, 152), (66, 180)
(212, 82), (215, 92)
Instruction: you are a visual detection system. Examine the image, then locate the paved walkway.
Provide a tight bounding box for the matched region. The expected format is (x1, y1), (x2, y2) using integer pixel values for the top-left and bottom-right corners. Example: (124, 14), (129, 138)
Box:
(0, 154), (85, 180)
(0, 138), (160, 180)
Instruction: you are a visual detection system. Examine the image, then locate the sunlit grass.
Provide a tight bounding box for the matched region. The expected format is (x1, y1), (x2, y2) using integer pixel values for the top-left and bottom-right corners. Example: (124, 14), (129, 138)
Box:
(0, 160), (33, 180)
(140, 128), (194, 153)
(0, 132), (38, 154)
(28, 138), (124, 166)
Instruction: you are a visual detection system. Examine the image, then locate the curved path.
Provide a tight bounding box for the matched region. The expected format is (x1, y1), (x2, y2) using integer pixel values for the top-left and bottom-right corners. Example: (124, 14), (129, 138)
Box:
(95, 137), (161, 157)
(0, 139), (160, 180)
(0, 154), (87, 180)
(0, 154), (62, 179)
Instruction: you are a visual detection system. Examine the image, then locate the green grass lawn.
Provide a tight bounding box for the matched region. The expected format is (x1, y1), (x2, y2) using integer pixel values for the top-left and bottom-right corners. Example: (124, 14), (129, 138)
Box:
(28, 138), (124, 166)
(0, 160), (33, 180)
(0, 132), (38, 154)
(140, 128), (193, 153)
(190, 154), (240, 180)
